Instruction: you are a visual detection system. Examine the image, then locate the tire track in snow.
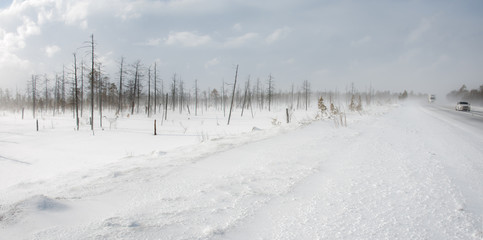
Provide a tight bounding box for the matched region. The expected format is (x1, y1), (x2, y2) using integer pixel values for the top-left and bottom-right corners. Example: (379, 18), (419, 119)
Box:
(0, 155), (31, 165)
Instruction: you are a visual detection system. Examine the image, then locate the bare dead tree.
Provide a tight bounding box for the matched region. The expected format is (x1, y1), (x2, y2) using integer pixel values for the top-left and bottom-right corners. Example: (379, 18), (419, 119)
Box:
(90, 34), (95, 131)
(179, 78), (184, 114)
(131, 60), (141, 115)
(303, 80), (311, 111)
(159, 66), (164, 114)
(32, 75), (37, 118)
(222, 80), (226, 117)
(195, 79), (198, 116)
(43, 75), (49, 113)
(147, 66), (151, 117)
(171, 73), (177, 111)
(80, 60), (84, 117)
(164, 93), (168, 121)
(136, 66), (141, 114)
(118, 56), (124, 114)
(153, 61), (157, 115)
(62, 66), (66, 114)
(74, 53), (79, 130)
(267, 74), (274, 112)
(241, 76), (250, 117)
(54, 74), (59, 115)
(227, 64), (238, 125)
(98, 63), (103, 128)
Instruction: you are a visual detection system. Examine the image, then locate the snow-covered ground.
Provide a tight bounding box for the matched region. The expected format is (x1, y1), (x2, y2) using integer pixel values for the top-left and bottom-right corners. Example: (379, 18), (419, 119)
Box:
(0, 102), (482, 239)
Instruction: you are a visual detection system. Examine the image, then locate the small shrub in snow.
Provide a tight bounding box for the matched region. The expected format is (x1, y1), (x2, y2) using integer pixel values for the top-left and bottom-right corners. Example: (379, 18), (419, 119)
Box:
(318, 96), (327, 112)
(271, 118), (281, 126)
(333, 112), (347, 128)
(349, 95), (363, 112)
(315, 112), (321, 120)
(199, 131), (209, 142)
(330, 103), (339, 115)
(349, 95), (356, 111)
(356, 95), (363, 112)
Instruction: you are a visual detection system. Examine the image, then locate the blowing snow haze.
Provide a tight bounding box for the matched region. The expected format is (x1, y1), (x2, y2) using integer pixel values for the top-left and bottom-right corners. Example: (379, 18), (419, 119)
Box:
(0, 0), (482, 95)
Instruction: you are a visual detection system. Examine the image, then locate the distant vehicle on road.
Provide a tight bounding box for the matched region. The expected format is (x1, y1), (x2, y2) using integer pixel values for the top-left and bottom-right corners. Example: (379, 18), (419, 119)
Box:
(428, 94), (436, 103)
(455, 101), (471, 112)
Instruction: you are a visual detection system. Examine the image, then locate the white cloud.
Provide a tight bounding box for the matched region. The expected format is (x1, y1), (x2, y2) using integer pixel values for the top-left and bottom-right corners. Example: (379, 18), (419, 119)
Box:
(135, 38), (162, 46)
(311, 68), (330, 80)
(283, 58), (295, 64)
(0, 16), (41, 56)
(115, 2), (142, 20)
(44, 45), (60, 57)
(37, 7), (54, 25)
(2, 0), (90, 29)
(79, 20), (88, 29)
(165, 31), (212, 47)
(17, 17), (41, 36)
(0, 30), (22, 50)
(223, 32), (258, 48)
(266, 26), (291, 44)
(232, 23), (242, 32)
(63, 1), (90, 29)
(351, 35), (372, 46)
(0, 50), (30, 68)
(0, 50), (31, 89)
(146, 38), (162, 46)
(398, 48), (422, 63)
(159, 0), (226, 15)
(430, 54), (450, 68)
(406, 18), (431, 44)
(204, 57), (220, 68)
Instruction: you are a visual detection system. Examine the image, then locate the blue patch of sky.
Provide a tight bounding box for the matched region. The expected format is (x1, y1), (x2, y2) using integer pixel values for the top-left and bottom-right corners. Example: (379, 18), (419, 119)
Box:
(0, 0), (12, 9)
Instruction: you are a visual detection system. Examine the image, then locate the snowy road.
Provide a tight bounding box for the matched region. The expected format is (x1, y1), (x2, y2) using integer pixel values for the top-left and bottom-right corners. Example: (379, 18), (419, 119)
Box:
(215, 103), (483, 239)
(1, 103), (482, 239)
(427, 103), (483, 126)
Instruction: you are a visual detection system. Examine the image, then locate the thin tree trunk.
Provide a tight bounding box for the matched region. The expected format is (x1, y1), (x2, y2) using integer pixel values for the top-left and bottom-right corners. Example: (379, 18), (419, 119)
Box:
(119, 57), (124, 114)
(98, 63), (103, 128)
(91, 34), (95, 131)
(32, 75), (36, 119)
(195, 79), (198, 116)
(148, 67), (151, 117)
(136, 69), (140, 114)
(227, 65), (238, 125)
(62, 66), (65, 114)
(154, 62), (157, 115)
(222, 80), (225, 117)
(53, 75), (58, 116)
(164, 93), (168, 121)
(44, 76), (48, 115)
(241, 77), (249, 117)
(74, 53), (79, 130)
(80, 60), (84, 117)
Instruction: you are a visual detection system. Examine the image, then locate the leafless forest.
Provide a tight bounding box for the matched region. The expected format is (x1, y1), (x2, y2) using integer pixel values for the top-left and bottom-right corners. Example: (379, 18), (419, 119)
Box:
(0, 35), (402, 127)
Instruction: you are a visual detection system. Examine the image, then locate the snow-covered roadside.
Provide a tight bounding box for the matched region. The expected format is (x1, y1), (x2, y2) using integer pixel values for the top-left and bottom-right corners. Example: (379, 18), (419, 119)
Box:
(0, 105), (381, 238)
(220, 103), (483, 239)
(0, 109), (318, 192)
(1, 103), (482, 239)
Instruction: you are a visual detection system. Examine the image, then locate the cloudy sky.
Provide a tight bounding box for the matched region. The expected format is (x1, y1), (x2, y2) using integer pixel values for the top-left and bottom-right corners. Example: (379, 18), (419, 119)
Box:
(1, 0), (482, 96)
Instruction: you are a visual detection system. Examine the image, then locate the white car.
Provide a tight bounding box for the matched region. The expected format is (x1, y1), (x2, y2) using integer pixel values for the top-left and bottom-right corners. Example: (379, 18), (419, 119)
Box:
(455, 101), (471, 111)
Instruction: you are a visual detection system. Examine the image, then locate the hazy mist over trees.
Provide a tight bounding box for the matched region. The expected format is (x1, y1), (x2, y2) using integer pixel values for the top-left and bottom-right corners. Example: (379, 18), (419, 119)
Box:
(0, 34), (404, 119)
